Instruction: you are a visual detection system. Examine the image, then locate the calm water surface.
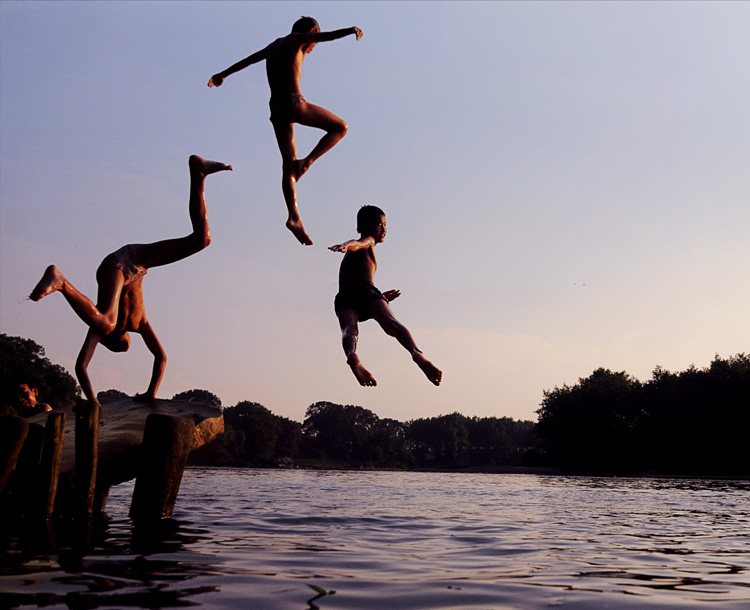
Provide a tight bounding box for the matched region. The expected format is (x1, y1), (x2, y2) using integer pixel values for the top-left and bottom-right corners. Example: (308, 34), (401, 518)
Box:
(1, 468), (748, 609)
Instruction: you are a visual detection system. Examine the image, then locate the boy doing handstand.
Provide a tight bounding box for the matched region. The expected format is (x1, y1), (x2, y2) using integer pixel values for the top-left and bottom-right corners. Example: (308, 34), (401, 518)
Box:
(29, 156), (232, 404)
(329, 206), (442, 387)
(208, 16), (363, 246)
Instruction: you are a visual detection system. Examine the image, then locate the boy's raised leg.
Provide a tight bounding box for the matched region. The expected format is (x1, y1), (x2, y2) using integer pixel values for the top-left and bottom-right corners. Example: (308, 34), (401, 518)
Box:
(294, 101), (348, 181)
(131, 155), (232, 269)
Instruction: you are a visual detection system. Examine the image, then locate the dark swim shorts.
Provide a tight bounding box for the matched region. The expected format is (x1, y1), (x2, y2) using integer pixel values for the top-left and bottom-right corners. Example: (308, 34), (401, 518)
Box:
(334, 284), (386, 321)
(98, 245), (147, 287)
(269, 94), (305, 124)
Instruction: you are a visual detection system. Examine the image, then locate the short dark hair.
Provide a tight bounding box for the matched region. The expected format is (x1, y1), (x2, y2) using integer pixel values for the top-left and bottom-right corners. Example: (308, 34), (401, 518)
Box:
(292, 16), (319, 33)
(357, 205), (385, 233)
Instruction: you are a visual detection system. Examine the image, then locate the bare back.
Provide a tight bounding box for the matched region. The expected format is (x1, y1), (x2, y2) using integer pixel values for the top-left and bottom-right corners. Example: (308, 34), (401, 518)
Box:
(114, 279), (147, 334)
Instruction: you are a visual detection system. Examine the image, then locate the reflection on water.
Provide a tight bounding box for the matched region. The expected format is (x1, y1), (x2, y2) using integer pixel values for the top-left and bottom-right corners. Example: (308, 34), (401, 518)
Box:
(1, 469), (748, 609)
(1, 513), (219, 608)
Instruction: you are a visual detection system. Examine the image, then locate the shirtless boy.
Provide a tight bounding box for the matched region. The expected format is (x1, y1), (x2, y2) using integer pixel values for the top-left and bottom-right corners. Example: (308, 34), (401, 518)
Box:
(29, 156), (232, 404)
(17, 383), (53, 416)
(208, 16), (363, 246)
(329, 206), (442, 387)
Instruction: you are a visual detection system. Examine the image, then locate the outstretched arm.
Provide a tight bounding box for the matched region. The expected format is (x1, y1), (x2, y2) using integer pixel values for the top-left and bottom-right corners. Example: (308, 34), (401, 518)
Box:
(76, 329), (101, 404)
(307, 27), (363, 43)
(329, 236), (375, 253)
(134, 321), (166, 403)
(208, 46), (269, 87)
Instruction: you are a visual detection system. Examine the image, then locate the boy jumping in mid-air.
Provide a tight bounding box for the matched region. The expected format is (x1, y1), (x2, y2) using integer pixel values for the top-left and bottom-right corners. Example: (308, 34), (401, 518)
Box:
(208, 16), (363, 246)
(329, 206), (442, 387)
(29, 156), (232, 405)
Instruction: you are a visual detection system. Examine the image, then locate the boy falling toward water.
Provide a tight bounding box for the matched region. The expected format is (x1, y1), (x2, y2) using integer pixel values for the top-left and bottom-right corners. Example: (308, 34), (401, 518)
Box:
(29, 156), (232, 404)
(208, 17), (363, 246)
(329, 206), (442, 387)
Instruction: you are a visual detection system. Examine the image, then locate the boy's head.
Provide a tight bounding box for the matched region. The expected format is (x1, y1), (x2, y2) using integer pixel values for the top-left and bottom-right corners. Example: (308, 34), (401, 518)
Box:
(292, 16), (320, 33)
(101, 331), (131, 353)
(357, 205), (387, 241)
(17, 384), (40, 408)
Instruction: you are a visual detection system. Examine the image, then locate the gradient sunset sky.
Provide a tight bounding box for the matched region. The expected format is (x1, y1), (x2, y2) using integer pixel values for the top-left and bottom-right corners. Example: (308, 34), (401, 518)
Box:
(2, 1), (748, 422)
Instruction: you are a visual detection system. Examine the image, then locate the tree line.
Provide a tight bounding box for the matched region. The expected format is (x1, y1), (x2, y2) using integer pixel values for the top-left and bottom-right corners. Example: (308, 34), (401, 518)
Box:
(188, 398), (539, 470)
(535, 353), (749, 475)
(3, 334), (748, 475)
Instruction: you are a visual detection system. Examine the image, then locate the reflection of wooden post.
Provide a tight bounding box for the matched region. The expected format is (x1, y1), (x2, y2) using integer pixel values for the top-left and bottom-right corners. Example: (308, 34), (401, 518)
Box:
(37, 412), (66, 521)
(130, 413), (195, 522)
(0, 415), (29, 495)
(75, 399), (99, 522)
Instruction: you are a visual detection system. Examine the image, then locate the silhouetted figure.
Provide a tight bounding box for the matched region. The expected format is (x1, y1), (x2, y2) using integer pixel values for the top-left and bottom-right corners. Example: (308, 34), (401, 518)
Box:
(30, 156), (232, 404)
(208, 16), (363, 246)
(330, 206), (442, 387)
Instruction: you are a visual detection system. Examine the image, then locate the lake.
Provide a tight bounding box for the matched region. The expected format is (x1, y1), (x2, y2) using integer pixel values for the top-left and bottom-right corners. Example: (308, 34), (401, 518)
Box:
(1, 468), (748, 609)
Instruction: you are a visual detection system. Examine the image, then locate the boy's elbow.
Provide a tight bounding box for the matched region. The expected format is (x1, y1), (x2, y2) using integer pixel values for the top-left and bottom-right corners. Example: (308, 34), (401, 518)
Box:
(75, 361), (87, 379)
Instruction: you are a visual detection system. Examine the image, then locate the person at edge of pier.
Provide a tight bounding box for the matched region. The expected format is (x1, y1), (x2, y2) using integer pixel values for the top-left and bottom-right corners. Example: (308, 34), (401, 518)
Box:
(208, 16), (363, 246)
(29, 156), (232, 405)
(16, 383), (53, 416)
(329, 205), (442, 387)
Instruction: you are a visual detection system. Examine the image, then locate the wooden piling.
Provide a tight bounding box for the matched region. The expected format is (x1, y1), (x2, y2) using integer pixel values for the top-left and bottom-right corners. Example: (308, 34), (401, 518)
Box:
(129, 413), (196, 522)
(12, 422), (45, 516)
(75, 399), (99, 522)
(0, 415), (29, 496)
(36, 412), (66, 521)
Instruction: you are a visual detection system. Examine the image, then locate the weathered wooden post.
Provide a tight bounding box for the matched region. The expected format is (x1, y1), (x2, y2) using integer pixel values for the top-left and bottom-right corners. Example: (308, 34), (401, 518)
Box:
(0, 415), (29, 496)
(36, 411), (66, 521)
(130, 413), (196, 521)
(75, 398), (99, 523)
(11, 421), (45, 517)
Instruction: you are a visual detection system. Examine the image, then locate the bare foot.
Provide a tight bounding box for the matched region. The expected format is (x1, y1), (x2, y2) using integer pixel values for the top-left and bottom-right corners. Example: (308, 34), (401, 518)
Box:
(286, 217), (313, 246)
(413, 352), (442, 386)
(189, 154), (233, 176)
(30, 265), (64, 301)
(293, 158), (312, 182)
(348, 355), (377, 387)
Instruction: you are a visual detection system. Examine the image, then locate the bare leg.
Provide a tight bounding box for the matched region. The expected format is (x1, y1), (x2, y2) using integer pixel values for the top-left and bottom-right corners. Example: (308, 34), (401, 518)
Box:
(369, 300), (442, 386)
(30, 264), (124, 335)
(337, 310), (376, 387)
(272, 122), (313, 245)
(294, 101), (348, 181)
(130, 155), (232, 268)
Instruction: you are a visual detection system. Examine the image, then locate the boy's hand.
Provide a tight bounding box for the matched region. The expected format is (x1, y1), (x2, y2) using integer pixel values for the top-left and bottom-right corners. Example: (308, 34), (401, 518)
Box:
(383, 289), (401, 303)
(208, 74), (224, 88)
(353, 27), (363, 41)
(329, 243), (346, 253)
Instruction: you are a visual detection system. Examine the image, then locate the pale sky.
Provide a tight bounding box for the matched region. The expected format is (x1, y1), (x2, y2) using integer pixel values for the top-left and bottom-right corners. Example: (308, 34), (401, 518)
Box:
(1, 1), (748, 423)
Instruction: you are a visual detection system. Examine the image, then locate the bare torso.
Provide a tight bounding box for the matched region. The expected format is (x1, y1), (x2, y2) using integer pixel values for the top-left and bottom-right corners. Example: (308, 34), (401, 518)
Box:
(265, 34), (308, 98)
(339, 246), (377, 290)
(115, 279), (147, 334)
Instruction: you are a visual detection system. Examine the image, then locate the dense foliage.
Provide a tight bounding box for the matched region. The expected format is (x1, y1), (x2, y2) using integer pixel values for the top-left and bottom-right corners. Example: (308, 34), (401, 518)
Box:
(3, 334), (746, 475)
(0, 333), (79, 414)
(190, 399), (539, 469)
(536, 354), (750, 475)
